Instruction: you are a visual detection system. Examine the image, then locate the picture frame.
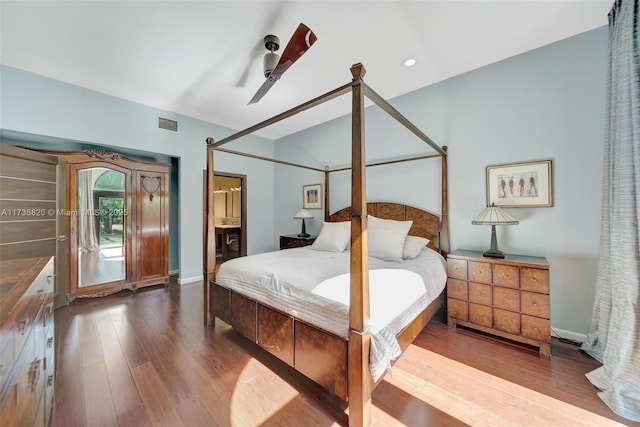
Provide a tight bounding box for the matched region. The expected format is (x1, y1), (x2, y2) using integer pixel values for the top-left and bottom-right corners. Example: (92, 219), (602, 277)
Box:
(486, 160), (553, 207)
(302, 184), (322, 209)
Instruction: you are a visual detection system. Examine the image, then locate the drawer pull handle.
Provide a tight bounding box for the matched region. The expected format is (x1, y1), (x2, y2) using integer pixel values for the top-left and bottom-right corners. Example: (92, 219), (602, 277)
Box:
(38, 289), (45, 300)
(47, 337), (54, 348)
(47, 375), (54, 387)
(47, 274), (53, 284)
(47, 303), (54, 315)
(29, 358), (41, 391)
(18, 319), (29, 334)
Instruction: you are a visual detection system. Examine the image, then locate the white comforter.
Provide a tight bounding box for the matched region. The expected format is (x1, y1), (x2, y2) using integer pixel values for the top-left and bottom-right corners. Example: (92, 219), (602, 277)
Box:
(215, 246), (447, 381)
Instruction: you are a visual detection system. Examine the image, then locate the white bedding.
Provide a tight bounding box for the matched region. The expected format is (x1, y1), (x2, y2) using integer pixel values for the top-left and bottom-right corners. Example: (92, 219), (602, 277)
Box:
(215, 246), (447, 381)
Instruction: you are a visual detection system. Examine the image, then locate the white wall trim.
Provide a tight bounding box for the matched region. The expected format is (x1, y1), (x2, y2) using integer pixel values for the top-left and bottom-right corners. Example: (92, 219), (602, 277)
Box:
(551, 327), (586, 344)
(178, 275), (203, 285)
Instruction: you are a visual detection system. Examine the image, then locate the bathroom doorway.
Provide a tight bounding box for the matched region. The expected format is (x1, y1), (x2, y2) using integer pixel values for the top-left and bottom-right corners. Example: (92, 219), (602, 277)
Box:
(213, 172), (246, 263)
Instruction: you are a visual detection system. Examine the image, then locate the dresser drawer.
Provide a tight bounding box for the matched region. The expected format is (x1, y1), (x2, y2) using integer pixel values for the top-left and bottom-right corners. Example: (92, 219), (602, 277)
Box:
(469, 282), (492, 305)
(469, 261), (492, 284)
(0, 329), (13, 396)
(521, 315), (550, 342)
(493, 264), (519, 288)
(521, 292), (549, 318)
(447, 298), (468, 321)
(469, 303), (492, 328)
(13, 296), (44, 358)
(447, 259), (467, 280)
(13, 333), (38, 426)
(521, 268), (549, 293)
(447, 279), (468, 300)
(493, 287), (520, 312)
(43, 293), (55, 332)
(494, 309), (520, 335)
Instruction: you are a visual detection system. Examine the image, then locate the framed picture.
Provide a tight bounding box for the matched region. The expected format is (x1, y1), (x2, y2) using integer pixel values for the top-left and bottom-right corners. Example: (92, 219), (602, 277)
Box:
(486, 160), (553, 207)
(302, 184), (322, 209)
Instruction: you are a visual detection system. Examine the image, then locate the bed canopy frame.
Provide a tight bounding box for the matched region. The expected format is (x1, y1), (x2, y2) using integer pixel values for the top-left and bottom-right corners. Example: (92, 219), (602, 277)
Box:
(204, 63), (449, 426)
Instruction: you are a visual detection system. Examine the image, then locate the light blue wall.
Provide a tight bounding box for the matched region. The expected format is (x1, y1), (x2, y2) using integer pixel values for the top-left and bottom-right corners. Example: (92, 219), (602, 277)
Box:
(275, 27), (608, 336)
(0, 65), (276, 282)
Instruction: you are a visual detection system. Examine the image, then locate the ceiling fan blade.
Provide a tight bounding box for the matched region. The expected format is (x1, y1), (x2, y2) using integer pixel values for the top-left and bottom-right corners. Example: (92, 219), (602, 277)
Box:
(248, 76), (278, 105)
(270, 23), (317, 79)
(248, 23), (317, 104)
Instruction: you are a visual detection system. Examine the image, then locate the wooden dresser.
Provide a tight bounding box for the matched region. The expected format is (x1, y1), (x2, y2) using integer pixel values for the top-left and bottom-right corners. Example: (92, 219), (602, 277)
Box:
(279, 234), (317, 250)
(0, 256), (55, 426)
(447, 249), (551, 357)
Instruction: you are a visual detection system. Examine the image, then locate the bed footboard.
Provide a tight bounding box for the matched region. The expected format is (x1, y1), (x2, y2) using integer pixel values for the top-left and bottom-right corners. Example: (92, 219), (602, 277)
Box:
(210, 281), (444, 402)
(210, 281), (349, 401)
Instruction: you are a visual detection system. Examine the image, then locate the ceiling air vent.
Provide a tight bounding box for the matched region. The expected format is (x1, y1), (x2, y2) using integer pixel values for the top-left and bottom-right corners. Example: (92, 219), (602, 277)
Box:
(158, 117), (178, 132)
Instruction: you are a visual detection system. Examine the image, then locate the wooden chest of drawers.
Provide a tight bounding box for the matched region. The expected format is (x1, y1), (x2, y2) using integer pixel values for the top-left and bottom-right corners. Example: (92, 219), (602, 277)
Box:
(447, 249), (550, 357)
(0, 257), (55, 427)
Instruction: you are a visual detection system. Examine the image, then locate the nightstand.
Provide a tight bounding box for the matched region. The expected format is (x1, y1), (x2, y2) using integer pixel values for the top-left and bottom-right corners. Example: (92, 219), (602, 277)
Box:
(447, 249), (551, 357)
(279, 234), (317, 249)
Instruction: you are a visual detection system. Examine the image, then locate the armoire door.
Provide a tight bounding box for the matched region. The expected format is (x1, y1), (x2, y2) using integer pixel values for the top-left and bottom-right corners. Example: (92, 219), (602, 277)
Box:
(134, 170), (169, 283)
(31, 149), (170, 301)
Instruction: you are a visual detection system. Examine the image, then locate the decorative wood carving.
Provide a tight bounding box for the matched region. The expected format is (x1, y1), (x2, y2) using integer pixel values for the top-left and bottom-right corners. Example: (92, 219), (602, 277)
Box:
(83, 149), (123, 160)
(141, 175), (161, 201)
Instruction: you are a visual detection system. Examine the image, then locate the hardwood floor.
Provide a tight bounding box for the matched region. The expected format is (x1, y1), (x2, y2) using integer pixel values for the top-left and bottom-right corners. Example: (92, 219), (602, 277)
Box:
(52, 280), (635, 427)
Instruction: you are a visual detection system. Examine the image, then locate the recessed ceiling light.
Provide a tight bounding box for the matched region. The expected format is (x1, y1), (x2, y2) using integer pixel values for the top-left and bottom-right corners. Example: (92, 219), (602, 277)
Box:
(403, 58), (416, 67)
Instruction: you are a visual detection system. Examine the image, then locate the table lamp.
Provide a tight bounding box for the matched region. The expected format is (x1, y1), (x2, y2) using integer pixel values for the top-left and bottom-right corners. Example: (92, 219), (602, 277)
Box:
(472, 203), (519, 258)
(294, 209), (313, 237)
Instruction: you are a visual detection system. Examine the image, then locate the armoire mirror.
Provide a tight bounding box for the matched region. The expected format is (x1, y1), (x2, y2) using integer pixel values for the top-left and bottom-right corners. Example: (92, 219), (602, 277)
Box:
(76, 167), (126, 288)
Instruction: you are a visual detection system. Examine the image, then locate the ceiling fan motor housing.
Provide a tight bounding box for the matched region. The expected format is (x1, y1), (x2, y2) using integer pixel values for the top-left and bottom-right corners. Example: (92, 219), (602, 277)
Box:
(263, 51), (280, 77)
(263, 34), (280, 77)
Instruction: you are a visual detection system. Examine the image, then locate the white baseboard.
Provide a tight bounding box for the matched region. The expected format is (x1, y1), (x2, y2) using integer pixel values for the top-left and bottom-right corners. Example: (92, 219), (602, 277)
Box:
(551, 327), (586, 344)
(169, 269), (179, 276)
(178, 275), (203, 285)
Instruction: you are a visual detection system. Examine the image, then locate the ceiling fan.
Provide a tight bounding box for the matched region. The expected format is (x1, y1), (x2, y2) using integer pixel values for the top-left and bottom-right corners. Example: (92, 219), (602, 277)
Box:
(248, 23), (317, 105)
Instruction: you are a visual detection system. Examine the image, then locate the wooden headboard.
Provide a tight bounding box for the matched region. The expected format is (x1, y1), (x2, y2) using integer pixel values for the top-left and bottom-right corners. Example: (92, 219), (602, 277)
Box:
(327, 202), (440, 252)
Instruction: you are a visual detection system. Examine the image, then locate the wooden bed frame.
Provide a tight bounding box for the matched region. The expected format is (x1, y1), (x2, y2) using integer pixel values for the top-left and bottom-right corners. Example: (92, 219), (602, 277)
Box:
(203, 64), (449, 426)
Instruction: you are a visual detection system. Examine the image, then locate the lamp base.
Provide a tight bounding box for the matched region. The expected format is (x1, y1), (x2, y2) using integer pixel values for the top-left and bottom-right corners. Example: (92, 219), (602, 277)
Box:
(297, 233), (311, 238)
(483, 224), (505, 258)
(482, 249), (505, 258)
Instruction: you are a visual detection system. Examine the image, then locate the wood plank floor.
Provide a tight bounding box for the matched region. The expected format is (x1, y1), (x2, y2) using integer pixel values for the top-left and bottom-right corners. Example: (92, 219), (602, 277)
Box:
(52, 280), (636, 427)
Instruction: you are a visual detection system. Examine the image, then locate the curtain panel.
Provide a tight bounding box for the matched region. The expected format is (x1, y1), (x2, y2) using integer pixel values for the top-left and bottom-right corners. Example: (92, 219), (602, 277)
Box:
(581, 0), (640, 422)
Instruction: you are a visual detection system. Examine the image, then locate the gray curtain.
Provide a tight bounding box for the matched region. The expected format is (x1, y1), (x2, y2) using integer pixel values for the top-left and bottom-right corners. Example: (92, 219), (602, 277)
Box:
(581, 0), (640, 422)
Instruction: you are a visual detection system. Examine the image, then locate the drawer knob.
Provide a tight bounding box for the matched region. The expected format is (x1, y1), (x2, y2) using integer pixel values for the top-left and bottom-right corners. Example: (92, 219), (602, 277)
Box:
(18, 318), (29, 334)
(29, 358), (41, 391)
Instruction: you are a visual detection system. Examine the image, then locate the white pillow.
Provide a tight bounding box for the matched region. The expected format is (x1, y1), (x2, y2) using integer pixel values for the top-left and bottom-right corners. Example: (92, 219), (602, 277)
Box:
(367, 216), (412, 261)
(403, 236), (430, 259)
(310, 221), (351, 252)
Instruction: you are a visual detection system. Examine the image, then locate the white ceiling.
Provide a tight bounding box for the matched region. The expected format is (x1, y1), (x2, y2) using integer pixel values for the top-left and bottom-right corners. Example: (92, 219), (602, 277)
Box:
(1, 1), (612, 140)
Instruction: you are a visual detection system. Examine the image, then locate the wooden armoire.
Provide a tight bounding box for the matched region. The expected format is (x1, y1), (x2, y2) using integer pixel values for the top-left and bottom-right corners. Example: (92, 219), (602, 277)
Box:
(53, 149), (170, 301)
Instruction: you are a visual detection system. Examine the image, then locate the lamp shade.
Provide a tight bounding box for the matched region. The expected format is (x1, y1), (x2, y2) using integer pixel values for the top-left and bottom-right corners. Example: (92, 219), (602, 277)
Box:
(294, 209), (314, 219)
(472, 203), (519, 225)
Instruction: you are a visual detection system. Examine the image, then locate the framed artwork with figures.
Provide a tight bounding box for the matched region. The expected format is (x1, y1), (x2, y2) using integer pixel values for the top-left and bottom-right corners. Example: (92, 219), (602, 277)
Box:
(486, 160), (553, 207)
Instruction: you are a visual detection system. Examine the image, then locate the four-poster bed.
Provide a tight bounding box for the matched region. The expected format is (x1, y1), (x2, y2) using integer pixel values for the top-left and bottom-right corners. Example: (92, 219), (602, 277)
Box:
(203, 63), (449, 426)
